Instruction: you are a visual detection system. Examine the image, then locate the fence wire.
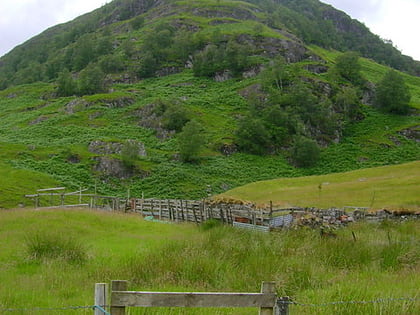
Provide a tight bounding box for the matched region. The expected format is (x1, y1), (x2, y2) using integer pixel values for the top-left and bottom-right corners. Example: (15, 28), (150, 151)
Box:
(0, 305), (110, 314)
(1, 298), (418, 313)
(280, 296), (420, 308)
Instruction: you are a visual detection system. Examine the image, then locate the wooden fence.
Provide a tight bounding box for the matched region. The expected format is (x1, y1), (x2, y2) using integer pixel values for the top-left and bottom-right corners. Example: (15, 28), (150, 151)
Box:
(95, 280), (289, 315)
(131, 198), (267, 225)
(25, 187), (127, 211)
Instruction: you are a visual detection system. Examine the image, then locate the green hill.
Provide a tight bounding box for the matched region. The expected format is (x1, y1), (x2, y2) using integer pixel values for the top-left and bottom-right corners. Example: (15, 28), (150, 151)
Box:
(0, 0), (419, 208)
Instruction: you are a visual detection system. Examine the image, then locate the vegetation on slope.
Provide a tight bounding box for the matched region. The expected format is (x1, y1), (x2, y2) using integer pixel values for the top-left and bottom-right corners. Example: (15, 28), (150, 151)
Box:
(0, 209), (419, 314)
(0, 0), (418, 208)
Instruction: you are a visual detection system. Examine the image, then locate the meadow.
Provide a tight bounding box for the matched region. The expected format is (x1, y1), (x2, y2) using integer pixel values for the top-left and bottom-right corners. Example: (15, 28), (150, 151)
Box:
(0, 208), (419, 314)
(216, 161), (420, 210)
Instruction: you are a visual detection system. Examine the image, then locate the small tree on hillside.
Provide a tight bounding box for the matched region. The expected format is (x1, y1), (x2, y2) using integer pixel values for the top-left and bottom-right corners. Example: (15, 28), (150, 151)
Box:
(235, 116), (271, 155)
(178, 120), (205, 163)
(291, 136), (320, 168)
(78, 64), (106, 95)
(56, 69), (77, 96)
(121, 140), (141, 170)
(375, 69), (411, 114)
(335, 51), (362, 85)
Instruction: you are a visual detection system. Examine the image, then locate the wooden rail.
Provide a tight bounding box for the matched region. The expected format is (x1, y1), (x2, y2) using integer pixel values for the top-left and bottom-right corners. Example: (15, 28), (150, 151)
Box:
(99, 280), (284, 315)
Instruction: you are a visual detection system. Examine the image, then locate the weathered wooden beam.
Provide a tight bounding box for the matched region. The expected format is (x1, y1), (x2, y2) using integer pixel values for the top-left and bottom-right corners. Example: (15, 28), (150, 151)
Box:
(111, 291), (276, 308)
(37, 187), (66, 192)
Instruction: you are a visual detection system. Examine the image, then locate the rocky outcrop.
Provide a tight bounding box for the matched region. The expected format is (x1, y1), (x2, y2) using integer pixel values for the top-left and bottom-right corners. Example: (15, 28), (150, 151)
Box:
(214, 70), (233, 82)
(219, 143), (238, 156)
(399, 126), (420, 142)
(191, 5), (258, 21)
(362, 82), (376, 105)
(65, 99), (89, 114)
(92, 156), (133, 179)
(304, 64), (329, 74)
(65, 95), (135, 114)
(236, 34), (317, 62)
(88, 140), (146, 156)
(29, 115), (50, 125)
(133, 103), (175, 140)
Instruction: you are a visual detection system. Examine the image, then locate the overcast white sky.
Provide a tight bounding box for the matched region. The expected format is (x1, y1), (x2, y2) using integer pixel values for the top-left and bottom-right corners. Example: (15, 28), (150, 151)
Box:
(0, 0), (419, 61)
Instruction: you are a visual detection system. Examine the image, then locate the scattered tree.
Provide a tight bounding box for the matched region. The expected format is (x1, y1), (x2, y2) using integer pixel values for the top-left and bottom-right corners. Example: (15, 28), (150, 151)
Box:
(121, 140), (141, 170)
(291, 136), (320, 167)
(178, 120), (205, 162)
(78, 64), (106, 95)
(56, 69), (77, 96)
(335, 51), (362, 84)
(162, 105), (190, 132)
(235, 116), (271, 155)
(375, 69), (411, 114)
(130, 16), (145, 30)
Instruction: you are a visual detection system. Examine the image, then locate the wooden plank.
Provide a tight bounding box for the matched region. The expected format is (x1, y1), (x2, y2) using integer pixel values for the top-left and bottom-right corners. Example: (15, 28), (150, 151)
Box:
(192, 204), (198, 224)
(168, 200), (172, 221)
(111, 291), (276, 308)
(37, 187), (66, 192)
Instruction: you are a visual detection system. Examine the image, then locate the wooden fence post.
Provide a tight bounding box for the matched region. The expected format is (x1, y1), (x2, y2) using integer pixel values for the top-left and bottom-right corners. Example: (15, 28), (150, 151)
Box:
(259, 281), (276, 315)
(111, 280), (128, 315)
(275, 296), (290, 315)
(94, 283), (108, 315)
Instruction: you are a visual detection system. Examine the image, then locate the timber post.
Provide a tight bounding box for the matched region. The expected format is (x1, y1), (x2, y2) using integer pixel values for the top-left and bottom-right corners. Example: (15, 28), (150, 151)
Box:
(111, 280), (128, 315)
(259, 281), (276, 315)
(94, 283), (108, 315)
(276, 296), (290, 315)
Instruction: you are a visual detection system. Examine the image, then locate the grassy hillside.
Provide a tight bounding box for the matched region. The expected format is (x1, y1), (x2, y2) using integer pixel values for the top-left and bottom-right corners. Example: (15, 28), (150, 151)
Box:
(0, 68), (419, 207)
(0, 0), (418, 208)
(0, 209), (419, 314)
(216, 161), (420, 210)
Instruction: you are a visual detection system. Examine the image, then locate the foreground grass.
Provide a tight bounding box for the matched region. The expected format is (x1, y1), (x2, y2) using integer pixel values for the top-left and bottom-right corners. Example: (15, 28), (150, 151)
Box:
(0, 209), (419, 314)
(216, 161), (420, 210)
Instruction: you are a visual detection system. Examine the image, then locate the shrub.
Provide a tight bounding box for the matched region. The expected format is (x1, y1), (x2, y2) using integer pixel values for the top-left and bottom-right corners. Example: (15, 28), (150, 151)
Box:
(78, 64), (106, 95)
(121, 140), (141, 170)
(235, 116), (271, 155)
(335, 51), (363, 85)
(178, 120), (205, 162)
(130, 16), (145, 30)
(162, 104), (190, 132)
(291, 136), (320, 167)
(56, 68), (77, 96)
(99, 54), (125, 74)
(374, 69), (411, 114)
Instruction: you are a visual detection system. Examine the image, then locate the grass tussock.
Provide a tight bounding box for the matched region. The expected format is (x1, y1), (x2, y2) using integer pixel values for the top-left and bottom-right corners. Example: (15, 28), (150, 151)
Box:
(24, 231), (87, 265)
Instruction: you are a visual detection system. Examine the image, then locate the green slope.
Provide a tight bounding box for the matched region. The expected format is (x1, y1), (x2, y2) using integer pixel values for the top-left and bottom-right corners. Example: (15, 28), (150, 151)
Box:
(216, 161), (420, 210)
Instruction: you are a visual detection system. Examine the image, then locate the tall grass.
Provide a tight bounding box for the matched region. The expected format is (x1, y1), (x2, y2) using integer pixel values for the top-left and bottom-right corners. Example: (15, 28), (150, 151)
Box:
(0, 209), (419, 314)
(24, 231), (87, 265)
